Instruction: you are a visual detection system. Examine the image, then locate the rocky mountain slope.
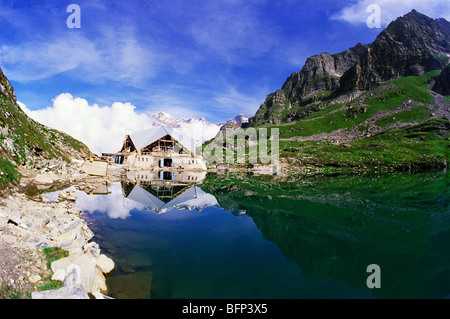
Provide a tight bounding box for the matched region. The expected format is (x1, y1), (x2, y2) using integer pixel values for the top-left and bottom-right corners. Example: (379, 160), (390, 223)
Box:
(251, 10), (449, 125)
(0, 65), (92, 189)
(212, 10), (449, 172)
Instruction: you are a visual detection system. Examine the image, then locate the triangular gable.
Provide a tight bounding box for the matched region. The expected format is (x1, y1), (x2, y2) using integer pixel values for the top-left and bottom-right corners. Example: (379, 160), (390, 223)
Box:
(128, 125), (198, 154)
(128, 126), (169, 152)
(127, 184), (166, 210)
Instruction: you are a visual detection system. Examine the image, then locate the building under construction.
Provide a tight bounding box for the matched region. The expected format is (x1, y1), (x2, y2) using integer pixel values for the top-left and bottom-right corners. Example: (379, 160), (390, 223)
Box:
(112, 125), (207, 171)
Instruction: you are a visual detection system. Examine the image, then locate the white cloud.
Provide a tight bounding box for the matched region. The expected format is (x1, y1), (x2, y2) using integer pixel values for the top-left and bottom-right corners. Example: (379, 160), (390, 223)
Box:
(19, 93), (221, 156)
(0, 34), (98, 82)
(0, 26), (158, 84)
(19, 93), (151, 155)
(331, 0), (450, 26)
(214, 85), (265, 117)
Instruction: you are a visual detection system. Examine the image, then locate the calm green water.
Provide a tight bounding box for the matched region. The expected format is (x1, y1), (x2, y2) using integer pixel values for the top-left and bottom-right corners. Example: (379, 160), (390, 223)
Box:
(71, 171), (449, 299)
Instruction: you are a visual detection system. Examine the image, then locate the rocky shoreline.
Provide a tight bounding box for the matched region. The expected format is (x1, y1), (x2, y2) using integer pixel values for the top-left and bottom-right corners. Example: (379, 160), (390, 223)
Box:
(0, 163), (123, 299)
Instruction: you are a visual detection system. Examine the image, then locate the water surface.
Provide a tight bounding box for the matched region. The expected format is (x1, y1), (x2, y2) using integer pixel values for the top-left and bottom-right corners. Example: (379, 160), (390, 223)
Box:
(66, 171), (449, 299)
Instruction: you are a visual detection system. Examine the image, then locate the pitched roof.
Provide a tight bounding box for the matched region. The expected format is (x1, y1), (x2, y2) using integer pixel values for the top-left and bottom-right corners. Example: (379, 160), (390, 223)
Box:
(128, 125), (198, 154)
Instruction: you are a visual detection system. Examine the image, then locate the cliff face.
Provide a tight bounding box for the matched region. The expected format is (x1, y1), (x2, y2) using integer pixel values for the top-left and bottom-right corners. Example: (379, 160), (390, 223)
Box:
(0, 67), (16, 102)
(340, 10), (450, 95)
(251, 10), (450, 125)
(0, 65), (92, 184)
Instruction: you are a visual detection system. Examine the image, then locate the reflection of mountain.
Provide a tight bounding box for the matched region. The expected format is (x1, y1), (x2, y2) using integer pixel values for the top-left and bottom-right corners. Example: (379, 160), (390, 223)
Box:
(123, 170), (218, 213)
(201, 172), (450, 298)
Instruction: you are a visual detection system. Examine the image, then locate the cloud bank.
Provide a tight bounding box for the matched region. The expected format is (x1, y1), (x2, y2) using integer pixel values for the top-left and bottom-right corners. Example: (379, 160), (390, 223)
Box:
(19, 93), (152, 155)
(19, 93), (221, 156)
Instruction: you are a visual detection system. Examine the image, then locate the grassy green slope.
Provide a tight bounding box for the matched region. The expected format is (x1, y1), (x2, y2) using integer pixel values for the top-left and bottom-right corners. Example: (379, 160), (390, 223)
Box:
(252, 70), (450, 171)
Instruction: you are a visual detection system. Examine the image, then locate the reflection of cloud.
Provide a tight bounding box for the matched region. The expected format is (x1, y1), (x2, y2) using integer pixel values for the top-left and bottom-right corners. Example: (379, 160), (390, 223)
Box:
(126, 184), (219, 214)
(75, 183), (145, 219)
(50, 182), (220, 219)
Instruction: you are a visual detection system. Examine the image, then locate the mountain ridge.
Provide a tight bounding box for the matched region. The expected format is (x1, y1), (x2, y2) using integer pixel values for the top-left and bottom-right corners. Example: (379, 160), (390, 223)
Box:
(208, 10), (449, 172)
(250, 10), (450, 125)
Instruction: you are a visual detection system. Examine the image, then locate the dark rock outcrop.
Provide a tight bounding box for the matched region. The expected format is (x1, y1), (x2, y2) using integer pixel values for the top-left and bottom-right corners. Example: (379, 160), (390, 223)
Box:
(432, 64), (450, 95)
(0, 66), (16, 102)
(340, 9), (450, 96)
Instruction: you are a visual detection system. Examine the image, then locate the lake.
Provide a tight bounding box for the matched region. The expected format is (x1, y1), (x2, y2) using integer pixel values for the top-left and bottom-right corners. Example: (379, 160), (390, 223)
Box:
(59, 170), (449, 299)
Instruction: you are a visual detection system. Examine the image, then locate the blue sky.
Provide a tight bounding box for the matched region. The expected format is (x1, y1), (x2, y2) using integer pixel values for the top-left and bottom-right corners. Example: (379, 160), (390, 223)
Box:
(0, 0), (449, 124)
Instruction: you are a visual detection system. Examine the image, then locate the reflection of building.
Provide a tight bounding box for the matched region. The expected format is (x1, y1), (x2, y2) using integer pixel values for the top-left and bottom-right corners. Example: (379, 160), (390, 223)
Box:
(122, 169), (217, 213)
(126, 169), (207, 185)
(114, 126), (206, 171)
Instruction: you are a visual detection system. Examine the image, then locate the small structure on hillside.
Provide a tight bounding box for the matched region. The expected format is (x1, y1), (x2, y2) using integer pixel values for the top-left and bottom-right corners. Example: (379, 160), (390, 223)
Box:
(114, 126), (206, 171)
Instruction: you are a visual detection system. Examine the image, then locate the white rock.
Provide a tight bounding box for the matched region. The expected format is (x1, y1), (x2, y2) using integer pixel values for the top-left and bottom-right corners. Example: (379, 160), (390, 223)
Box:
(52, 269), (66, 282)
(3, 198), (21, 210)
(92, 267), (108, 294)
(34, 174), (56, 185)
(58, 192), (67, 199)
(29, 274), (42, 284)
(31, 284), (89, 299)
(91, 291), (114, 299)
(53, 253), (96, 293)
(51, 252), (83, 273)
(84, 242), (101, 257)
(95, 254), (115, 274)
(21, 214), (50, 228)
(51, 231), (76, 243)
(64, 264), (82, 286)
(66, 195), (77, 201)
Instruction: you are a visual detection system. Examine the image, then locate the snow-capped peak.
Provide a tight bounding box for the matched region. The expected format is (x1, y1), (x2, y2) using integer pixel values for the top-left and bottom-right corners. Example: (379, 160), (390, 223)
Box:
(147, 112), (221, 145)
(218, 114), (249, 126)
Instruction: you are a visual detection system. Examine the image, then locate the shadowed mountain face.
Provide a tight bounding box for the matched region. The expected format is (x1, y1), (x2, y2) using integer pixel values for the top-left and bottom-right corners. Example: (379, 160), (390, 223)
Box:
(433, 64), (450, 95)
(251, 10), (450, 125)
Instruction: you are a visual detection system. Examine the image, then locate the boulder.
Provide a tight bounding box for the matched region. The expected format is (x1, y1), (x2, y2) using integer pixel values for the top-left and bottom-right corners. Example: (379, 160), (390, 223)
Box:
(95, 254), (115, 274)
(31, 284), (89, 299)
(21, 213), (50, 228)
(51, 268), (66, 282)
(93, 267), (108, 294)
(84, 242), (101, 257)
(63, 264), (82, 286)
(51, 231), (76, 244)
(33, 174), (57, 185)
(29, 274), (42, 284)
(51, 253), (96, 293)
